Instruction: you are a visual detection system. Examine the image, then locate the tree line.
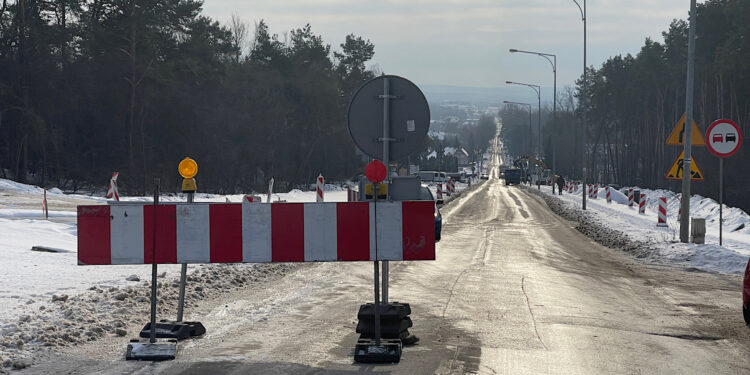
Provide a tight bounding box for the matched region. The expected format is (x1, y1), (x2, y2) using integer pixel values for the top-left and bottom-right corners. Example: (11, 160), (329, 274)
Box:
(0, 0), (378, 194)
(501, 0), (750, 212)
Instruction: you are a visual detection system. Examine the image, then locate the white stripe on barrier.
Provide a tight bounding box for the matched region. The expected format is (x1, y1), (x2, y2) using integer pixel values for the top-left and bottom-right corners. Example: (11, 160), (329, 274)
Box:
(375, 202), (403, 260)
(304, 203), (337, 261)
(177, 204), (210, 263)
(368, 203), (377, 260)
(110, 205), (144, 264)
(242, 202), (272, 262)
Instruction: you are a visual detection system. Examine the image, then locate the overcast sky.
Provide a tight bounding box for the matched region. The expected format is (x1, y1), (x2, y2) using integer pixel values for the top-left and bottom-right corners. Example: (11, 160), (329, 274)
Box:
(202, 1), (695, 93)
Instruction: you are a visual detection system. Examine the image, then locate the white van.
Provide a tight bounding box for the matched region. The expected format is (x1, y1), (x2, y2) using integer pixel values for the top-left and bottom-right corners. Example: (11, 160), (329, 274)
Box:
(416, 171), (447, 183)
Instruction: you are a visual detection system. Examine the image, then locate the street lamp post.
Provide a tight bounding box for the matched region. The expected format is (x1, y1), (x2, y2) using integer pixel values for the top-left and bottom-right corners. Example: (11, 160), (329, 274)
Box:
(506, 81), (541, 188)
(503, 101), (533, 157)
(506, 81), (541, 158)
(572, 0), (587, 210)
(509, 49), (556, 180)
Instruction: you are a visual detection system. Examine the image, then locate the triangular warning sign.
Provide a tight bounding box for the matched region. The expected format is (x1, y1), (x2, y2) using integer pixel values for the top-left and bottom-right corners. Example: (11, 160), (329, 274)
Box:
(665, 151), (704, 180)
(666, 113), (705, 146)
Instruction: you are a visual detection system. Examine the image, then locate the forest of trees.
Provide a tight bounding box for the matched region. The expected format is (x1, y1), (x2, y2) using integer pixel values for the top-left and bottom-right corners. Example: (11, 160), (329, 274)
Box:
(501, 0), (750, 211)
(0, 0), (383, 193)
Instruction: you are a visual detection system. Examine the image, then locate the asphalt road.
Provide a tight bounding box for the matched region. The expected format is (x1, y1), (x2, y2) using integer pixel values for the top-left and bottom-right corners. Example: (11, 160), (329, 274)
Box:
(25, 168), (750, 374)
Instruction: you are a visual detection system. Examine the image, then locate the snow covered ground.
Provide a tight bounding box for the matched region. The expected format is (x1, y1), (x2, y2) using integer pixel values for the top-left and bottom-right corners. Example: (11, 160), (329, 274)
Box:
(535, 183), (750, 275)
(0, 176), (473, 370)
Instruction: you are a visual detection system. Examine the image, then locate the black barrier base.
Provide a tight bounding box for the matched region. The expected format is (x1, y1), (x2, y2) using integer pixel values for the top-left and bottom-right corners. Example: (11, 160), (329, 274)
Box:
(354, 338), (401, 363)
(139, 320), (205, 340)
(125, 339), (177, 361)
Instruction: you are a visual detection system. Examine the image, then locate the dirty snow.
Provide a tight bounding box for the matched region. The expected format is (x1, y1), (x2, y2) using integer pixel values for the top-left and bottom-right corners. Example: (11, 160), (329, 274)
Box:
(0, 177), (467, 371)
(532, 183), (750, 275)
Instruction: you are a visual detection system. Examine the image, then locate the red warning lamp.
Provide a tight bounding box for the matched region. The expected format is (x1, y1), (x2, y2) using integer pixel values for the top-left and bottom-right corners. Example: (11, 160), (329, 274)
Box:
(365, 160), (387, 184)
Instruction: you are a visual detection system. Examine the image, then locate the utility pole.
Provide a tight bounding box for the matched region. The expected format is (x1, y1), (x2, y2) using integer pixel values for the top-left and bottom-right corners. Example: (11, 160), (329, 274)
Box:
(680, 0), (697, 243)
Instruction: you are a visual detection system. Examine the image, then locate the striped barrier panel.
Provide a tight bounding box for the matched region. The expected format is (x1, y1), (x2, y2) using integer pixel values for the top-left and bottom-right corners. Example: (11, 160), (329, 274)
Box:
(639, 194), (647, 215)
(593, 184), (599, 199)
(346, 187), (359, 202)
(444, 181), (451, 197)
(605, 186), (611, 203)
(657, 197), (667, 227)
(77, 201), (436, 265)
(628, 188), (634, 207)
(436, 183), (443, 200)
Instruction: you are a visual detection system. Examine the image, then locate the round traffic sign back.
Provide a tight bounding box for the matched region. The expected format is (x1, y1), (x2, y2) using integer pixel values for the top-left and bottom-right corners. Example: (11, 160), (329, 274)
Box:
(365, 160), (387, 184)
(706, 119), (742, 158)
(347, 75), (430, 161)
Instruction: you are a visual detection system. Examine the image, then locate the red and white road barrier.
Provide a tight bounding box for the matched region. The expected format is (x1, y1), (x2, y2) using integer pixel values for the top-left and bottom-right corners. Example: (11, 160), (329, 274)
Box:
(605, 186), (611, 204)
(657, 197), (667, 227)
(444, 181), (451, 197)
(106, 172), (120, 202)
(316, 174), (324, 202)
(628, 188), (634, 208)
(77, 201), (436, 265)
(639, 194), (647, 215)
(450, 179), (456, 195)
(244, 195), (262, 203)
(593, 184), (599, 199)
(678, 200), (682, 222)
(436, 183), (443, 200)
(346, 187), (359, 202)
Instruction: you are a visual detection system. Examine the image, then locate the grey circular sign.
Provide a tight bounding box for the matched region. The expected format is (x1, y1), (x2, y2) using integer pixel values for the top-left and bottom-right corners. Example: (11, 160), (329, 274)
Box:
(347, 75), (430, 161)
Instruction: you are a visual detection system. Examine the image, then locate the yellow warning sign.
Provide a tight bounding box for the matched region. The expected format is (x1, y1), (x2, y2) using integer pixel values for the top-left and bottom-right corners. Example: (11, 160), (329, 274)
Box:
(665, 151), (704, 180)
(666, 113), (705, 146)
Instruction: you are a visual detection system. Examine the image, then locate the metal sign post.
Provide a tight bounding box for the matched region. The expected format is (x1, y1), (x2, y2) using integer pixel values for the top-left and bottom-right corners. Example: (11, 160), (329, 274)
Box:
(705, 119), (743, 246)
(176, 192), (193, 321)
(380, 76), (395, 305)
(126, 179), (177, 361)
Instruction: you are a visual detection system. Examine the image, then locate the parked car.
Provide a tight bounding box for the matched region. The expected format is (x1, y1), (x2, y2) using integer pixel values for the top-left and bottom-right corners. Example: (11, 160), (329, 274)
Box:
(420, 186), (442, 242)
(480, 173), (489, 180)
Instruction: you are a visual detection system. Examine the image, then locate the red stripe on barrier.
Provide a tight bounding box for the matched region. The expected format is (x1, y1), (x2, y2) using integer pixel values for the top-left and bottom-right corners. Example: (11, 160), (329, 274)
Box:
(336, 202), (371, 261)
(210, 204), (243, 263)
(77, 206), (111, 265)
(401, 201), (435, 260)
(143, 205), (177, 263)
(272, 203), (305, 262)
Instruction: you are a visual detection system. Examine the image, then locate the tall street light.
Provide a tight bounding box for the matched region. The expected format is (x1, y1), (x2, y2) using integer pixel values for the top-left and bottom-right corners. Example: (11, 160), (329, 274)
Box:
(505, 81), (541, 160)
(503, 101), (533, 156)
(509, 49), (556, 180)
(572, 0), (587, 210)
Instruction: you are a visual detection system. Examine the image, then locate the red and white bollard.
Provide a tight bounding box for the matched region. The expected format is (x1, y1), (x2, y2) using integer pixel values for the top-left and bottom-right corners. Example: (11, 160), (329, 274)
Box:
(639, 194), (647, 215)
(106, 171), (120, 202)
(316, 174), (324, 202)
(605, 186), (612, 204)
(657, 197), (668, 227)
(451, 179), (456, 195)
(42, 188), (49, 219)
(437, 183), (443, 200)
(593, 184), (599, 199)
(444, 181), (451, 197)
(267, 177), (274, 203)
(677, 199), (682, 222)
(628, 188), (634, 208)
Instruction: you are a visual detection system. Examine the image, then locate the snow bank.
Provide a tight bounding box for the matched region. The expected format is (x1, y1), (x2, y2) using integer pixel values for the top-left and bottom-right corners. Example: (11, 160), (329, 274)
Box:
(537, 184), (750, 275)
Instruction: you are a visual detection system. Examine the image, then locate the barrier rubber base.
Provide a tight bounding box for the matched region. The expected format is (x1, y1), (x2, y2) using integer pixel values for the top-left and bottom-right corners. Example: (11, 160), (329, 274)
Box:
(125, 339), (177, 361)
(139, 320), (206, 340)
(354, 338), (401, 363)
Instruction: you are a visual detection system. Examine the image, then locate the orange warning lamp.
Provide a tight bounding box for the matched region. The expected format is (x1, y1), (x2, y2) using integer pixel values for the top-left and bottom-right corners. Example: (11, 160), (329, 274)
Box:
(178, 157), (198, 192)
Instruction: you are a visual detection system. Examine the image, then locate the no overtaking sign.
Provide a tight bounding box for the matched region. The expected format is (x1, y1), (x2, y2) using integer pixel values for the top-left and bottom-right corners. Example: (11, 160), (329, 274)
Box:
(706, 119), (742, 158)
